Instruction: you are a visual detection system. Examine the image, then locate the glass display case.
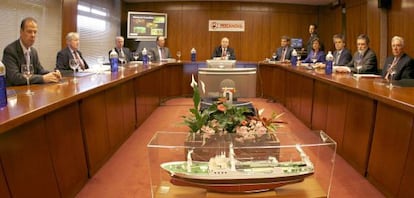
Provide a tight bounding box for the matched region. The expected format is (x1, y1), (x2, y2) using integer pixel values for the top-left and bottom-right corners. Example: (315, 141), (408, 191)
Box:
(147, 131), (336, 198)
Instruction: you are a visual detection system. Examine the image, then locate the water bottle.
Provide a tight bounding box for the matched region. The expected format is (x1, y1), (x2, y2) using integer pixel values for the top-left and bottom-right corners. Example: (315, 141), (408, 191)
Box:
(0, 61), (7, 108)
(325, 51), (334, 75)
(109, 49), (118, 72)
(142, 48), (148, 65)
(291, 49), (298, 67)
(190, 48), (196, 62)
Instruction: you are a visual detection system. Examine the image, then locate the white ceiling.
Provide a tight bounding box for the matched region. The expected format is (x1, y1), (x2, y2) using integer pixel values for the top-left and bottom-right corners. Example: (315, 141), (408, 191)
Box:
(123, 0), (335, 6)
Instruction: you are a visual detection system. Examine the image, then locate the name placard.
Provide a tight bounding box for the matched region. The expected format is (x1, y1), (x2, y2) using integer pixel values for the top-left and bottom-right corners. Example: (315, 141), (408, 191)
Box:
(208, 20), (245, 32)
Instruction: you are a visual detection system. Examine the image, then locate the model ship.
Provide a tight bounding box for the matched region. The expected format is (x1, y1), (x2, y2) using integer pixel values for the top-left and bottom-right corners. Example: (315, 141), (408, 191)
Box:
(160, 143), (314, 193)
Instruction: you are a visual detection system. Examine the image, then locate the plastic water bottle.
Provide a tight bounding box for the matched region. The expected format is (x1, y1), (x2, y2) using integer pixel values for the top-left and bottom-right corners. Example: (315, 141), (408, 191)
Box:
(291, 49), (298, 67)
(109, 49), (118, 72)
(142, 48), (148, 65)
(190, 48), (196, 62)
(325, 51), (334, 75)
(0, 61), (7, 108)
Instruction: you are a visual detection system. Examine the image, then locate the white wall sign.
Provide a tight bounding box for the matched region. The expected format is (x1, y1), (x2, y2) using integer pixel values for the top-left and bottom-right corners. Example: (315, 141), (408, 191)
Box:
(209, 20), (245, 32)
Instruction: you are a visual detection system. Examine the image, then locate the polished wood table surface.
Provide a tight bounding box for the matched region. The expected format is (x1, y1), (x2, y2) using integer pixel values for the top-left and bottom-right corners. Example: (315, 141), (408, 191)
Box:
(259, 62), (414, 198)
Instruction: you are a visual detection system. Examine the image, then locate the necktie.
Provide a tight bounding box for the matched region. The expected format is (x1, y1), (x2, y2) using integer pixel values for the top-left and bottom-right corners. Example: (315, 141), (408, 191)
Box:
(160, 48), (164, 59)
(335, 51), (341, 65)
(385, 57), (399, 80)
(222, 48), (227, 57)
(281, 48), (286, 62)
(25, 51), (30, 65)
(74, 51), (85, 70)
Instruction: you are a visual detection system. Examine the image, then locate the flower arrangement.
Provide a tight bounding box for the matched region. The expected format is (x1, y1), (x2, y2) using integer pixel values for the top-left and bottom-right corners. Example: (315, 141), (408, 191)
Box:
(183, 75), (284, 142)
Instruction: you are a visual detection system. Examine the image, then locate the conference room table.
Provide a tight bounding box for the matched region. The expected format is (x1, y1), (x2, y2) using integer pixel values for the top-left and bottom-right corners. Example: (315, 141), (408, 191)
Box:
(259, 61), (414, 198)
(0, 60), (413, 197)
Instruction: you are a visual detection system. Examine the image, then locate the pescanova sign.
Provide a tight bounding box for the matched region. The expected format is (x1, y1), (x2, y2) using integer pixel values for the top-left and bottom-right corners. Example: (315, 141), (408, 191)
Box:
(209, 20), (245, 32)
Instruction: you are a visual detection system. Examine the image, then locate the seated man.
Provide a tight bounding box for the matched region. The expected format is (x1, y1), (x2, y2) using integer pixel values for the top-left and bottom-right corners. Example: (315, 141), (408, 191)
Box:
(56, 32), (89, 71)
(274, 36), (293, 62)
(332, 34), (352, 66)
(109, 36), (132, 64)
(347, 34), (377, 74)
(382, 36), (414, 80)
(149, 36), (172, 62)
(212, 37), (236, 60)
(2, 17), (61, 86)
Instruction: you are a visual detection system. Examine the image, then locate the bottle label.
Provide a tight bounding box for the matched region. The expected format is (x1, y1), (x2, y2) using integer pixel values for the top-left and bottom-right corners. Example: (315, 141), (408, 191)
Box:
(143, 55), (148, 65)
(291, 56), (297, 66)
(0, 76), (7, 108)
(325, 61), (333, 75)
(110, 57), (118, 72)
(191, 53), (196, 62)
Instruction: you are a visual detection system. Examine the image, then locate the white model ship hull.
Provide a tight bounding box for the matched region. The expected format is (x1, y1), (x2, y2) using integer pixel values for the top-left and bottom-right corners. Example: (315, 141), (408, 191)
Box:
(161, 160), (314, 193)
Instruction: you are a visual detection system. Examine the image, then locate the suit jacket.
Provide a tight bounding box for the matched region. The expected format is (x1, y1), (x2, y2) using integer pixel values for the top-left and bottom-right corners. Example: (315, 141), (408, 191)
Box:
(56, 47), (89, 71)
(211, 46), (236, 60)
(108, 47), (132, 63)
(347, 48), (378, 74)
(2, 39), (50, 86)
(149, 46), (172, 62)
(275, 46), (294, 61)
(303, 50), (326, 63)
(333, 48), (352, 66)
(382, 53), (414, 80)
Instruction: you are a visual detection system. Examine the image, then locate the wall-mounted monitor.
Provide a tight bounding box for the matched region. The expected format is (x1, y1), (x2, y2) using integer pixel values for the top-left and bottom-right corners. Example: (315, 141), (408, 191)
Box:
(291, 38), (303, 49)
(127, 12), (167, 41)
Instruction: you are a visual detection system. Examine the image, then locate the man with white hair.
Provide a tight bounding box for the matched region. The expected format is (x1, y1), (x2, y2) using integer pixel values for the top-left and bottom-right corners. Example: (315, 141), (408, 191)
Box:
(211, 37), (236, 60)
(382, 36), (414, 80)
(109, 36), (132, 63)
(56, 32), (89, 71)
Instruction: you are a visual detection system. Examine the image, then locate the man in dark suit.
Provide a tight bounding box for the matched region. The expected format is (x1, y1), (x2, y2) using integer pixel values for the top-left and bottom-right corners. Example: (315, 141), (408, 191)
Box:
(56, 32), (89, 71)
(2, 17), (61, 86)
(109, 36), (132, 64)
(149, 36), (172, 62)
(332, 34), (352, 66)
(382, 36), (414, 80)
(304, 24), (321, 53)
(211, 37), (236, 60)
(347, 34), (378, 74)
(274, 36), (294, 62)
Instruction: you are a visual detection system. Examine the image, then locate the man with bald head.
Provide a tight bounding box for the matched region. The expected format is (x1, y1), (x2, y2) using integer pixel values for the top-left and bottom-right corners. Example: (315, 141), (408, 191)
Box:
(212, 37), (236, 60)
(2, 17), (61, 86)
(382, 36), (414, 80)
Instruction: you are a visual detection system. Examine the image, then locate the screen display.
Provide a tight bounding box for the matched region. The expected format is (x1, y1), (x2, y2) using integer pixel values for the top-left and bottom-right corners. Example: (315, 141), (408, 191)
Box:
(291, 38), (303, 48)
(127, 12), (167, 40)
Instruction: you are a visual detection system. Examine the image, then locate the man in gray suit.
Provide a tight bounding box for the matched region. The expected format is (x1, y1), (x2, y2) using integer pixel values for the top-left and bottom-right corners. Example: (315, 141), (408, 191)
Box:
(347, 34), (378, 74)
(149, 36), (171, 62)
(2, 17), (61, 86)
(274, 36), (294, 62)
(332, 34), (352, 66)
(109, 36), (132, 64)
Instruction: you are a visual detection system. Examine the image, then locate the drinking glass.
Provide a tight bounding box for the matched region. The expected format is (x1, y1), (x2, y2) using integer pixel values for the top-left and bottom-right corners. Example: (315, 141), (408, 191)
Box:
(132, 52), (139, 61)
(388, 65), (397, 89)
(176, 51), (181, 62)
(148, 54), (153, 64)
(311, 57), (317, 66)
(69, 59), (79, 83)
(272, 53), (276, 61)
(21, 64), (34, 95)
(118, 52), (126, 66)
(96, 56), (104, 74)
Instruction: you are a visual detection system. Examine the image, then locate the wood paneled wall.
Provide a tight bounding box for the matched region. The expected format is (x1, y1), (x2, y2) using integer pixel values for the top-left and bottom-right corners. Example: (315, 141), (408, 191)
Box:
(388, 0), (414, 57)
(122, 2), (318, 61)
(62, 0), (78, 48)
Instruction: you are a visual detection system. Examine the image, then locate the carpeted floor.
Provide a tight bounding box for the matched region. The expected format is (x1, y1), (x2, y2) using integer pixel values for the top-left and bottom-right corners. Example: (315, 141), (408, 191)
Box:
(76, 98), (384, 198)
